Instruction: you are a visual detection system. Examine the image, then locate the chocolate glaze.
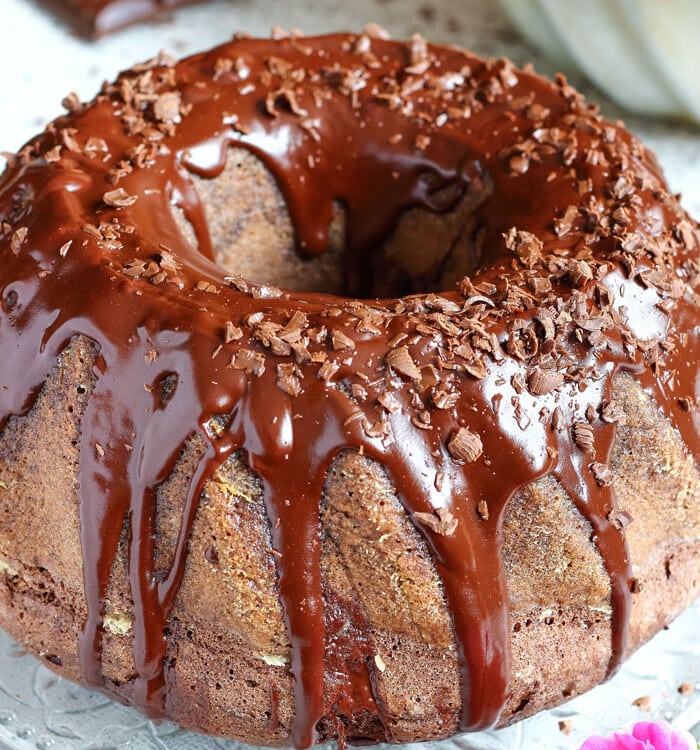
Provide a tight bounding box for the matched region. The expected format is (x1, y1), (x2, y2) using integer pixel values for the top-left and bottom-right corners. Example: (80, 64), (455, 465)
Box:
(1, 32), (699, 746)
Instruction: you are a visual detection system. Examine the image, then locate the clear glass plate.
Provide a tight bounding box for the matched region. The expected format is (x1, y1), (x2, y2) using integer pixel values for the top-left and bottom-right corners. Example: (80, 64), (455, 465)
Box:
(1, 599), (699, 750)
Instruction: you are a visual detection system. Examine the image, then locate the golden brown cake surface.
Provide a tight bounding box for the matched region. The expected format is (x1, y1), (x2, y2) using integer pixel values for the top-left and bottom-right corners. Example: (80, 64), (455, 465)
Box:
(0, 31), (699, 747)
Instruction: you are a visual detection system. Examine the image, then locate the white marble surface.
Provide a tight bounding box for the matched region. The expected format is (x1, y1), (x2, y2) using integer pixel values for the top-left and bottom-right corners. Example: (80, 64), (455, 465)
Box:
(0, 1), (699, 749)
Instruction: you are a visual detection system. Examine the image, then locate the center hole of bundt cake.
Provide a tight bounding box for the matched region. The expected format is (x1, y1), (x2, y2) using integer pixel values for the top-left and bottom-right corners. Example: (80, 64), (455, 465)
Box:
(174, 149), (484, 298)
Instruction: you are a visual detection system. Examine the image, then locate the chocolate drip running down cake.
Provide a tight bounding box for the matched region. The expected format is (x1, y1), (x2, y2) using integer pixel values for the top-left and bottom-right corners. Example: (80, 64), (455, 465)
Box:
(0, 30), (699, 746)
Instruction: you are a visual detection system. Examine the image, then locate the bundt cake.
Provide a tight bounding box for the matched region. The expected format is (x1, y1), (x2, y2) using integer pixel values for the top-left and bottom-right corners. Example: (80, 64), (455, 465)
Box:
(0, 29), (699, 747)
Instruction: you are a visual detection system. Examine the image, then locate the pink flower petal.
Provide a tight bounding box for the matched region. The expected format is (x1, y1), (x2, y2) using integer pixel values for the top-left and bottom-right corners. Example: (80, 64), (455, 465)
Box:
(579, 737), (613, 750)
(631, 721), (697, 749)
(579, 732), (647, 749)
(580, 721), (697, 750)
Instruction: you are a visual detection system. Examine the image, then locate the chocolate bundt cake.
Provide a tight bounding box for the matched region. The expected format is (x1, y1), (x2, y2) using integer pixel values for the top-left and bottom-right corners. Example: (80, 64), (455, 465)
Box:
(0, 30), (699, 746)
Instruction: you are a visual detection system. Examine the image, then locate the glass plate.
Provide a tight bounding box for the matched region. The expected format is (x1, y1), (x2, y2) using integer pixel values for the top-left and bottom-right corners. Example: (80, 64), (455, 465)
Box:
(1, 599), (699, 750)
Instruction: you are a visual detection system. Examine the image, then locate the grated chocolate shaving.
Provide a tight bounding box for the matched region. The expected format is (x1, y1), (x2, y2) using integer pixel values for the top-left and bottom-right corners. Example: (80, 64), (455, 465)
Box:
(558, 720), (573, 736)
(504, 227), (543, 269)
(230, 349), (266, 376)
(331, 329), (355, 351)
(10, 227), (28, 255)
(276, 363), (302, 397)
(447, 427), (483, 463)
(153, 91), (182, 124)
(414, 507), (458, 536)
(224, 321), (243, 343)
(590, 461), (614, 486)
(104, 188), (138, 208)
(608, 508), (633, 530)
(385, 346), (421, 380)
(573, 421), (595, 454)
(528, 369), (563, 396)
(600, 400), (627, 425)
(632, 695), (652, 712)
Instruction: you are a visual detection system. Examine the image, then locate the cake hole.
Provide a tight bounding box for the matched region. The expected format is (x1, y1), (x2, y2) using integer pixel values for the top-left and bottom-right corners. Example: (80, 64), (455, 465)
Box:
(173, 148), (492, 299)
(3, 289), (18, 311)
(204, 545), (219, 565)
(156, 372), (178, 406)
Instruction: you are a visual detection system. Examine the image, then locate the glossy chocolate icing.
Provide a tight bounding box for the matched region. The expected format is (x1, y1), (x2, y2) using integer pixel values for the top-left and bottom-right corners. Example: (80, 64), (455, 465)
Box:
(0, 31), (698, 746)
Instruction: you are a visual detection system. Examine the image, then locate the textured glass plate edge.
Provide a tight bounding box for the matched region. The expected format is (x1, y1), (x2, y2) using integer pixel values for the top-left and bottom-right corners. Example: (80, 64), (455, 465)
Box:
(0, 599), (699, 750)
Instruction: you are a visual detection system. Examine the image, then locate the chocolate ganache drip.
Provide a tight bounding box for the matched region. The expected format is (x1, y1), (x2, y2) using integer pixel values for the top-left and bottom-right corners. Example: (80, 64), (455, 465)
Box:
(0, 31), (699, 746)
